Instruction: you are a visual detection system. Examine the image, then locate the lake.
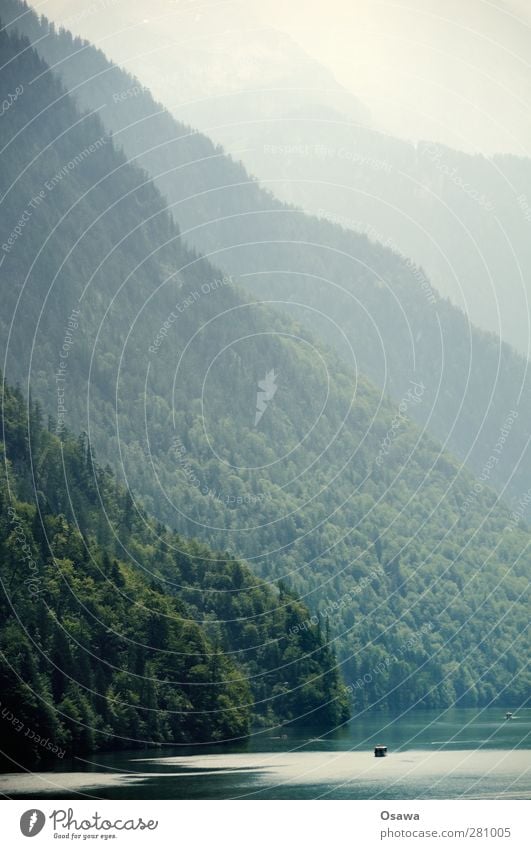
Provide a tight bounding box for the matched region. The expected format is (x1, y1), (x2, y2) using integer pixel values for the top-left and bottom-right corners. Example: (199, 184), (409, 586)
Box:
(2, 708), (530, 800)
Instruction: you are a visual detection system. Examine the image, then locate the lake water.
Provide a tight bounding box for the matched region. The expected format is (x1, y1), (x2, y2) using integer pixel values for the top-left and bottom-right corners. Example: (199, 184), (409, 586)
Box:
(2, 708), (530, 800)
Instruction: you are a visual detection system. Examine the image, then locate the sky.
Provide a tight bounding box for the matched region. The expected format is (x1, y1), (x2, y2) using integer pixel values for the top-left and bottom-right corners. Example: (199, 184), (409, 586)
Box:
(254, 0), (531, 153)
(37, 0), (531, 154)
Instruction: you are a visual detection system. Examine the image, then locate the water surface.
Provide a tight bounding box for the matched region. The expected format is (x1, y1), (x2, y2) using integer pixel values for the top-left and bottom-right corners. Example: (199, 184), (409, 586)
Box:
(2, 708), (529, 800)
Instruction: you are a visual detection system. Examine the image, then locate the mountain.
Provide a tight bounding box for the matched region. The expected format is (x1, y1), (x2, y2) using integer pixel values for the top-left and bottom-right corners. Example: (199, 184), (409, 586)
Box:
(22, 0), (531, 356)
(30, 0), (369, 133)
(6, 0), (531, 518)
(0, 372), (349, 767)
(212, 122), (531, 358)
(34, 0), (531, 158)
(0, 22), (529, 716)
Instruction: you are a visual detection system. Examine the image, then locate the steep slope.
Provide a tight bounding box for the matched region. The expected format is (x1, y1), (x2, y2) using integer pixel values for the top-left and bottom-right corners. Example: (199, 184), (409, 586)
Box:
(0, 25), (529, 712)
(1, 375), (348, 767)
(12, 0), (531, 354)
(5, 0), (531, 515)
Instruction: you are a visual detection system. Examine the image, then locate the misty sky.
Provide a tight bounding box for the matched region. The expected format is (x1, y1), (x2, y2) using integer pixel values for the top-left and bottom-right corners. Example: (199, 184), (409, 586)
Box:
(256, 0), (531, 154)
(39, 0), (531, 155)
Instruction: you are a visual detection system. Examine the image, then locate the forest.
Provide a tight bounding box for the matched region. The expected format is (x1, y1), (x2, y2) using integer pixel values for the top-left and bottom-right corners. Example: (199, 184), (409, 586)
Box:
(0, 374), (348, 767)
(0, 15), (529, 776)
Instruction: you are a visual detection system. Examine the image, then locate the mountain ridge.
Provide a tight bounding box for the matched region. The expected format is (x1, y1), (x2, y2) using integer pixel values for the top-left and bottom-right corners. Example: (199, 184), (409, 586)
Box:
(5, 0), (531, 518)
(0, 19), (529, 716)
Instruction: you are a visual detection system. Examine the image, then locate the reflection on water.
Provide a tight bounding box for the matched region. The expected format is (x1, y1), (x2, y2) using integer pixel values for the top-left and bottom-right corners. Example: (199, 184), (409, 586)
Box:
(2, 708), (530, 800)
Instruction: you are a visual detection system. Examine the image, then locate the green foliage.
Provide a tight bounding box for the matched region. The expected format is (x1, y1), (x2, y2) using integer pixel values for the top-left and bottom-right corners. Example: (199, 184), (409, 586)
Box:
(0, 376), (348, 767)
(0, 20), (528, 746)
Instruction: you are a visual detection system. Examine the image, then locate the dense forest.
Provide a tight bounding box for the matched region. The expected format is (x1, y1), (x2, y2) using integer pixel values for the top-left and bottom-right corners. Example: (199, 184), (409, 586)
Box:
(0, 373), (349, 767)
(5, 0), (531, 516)
(0, 21), (529, 729)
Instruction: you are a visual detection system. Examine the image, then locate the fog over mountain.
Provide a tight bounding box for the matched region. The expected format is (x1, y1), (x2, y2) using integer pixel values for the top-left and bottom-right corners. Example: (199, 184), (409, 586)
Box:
(8, 0), (531, 508)
(33, 0), (531, 353)
(40, 0), (531, 156)
(1, 0), (530, 805)
(259, 0), (531, 157)
(36, 0), (369, 136)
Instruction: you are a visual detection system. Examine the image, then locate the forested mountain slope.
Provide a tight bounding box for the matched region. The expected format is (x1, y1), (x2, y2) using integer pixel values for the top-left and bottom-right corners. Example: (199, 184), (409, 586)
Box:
(1, 374), (348, 767)
(218, 122), (531, 356)
(0, 25), (529, 713)
(31, 0), (531, 354)
(5, 0), (531, 516)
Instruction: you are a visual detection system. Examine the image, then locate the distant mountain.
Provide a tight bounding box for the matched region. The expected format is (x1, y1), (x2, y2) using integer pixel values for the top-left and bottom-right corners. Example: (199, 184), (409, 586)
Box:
(0, 22), (529, 713)
(38, 0), (531, 159)
(215, 121), (531, 358)
(28, 0), (531, 355)
(35, 0), (369, 133)
(6, 0), (531, 517)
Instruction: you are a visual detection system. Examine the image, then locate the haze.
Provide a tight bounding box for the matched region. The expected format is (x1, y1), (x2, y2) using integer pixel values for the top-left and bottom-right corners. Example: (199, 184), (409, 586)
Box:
(37, 0), (531, 155)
